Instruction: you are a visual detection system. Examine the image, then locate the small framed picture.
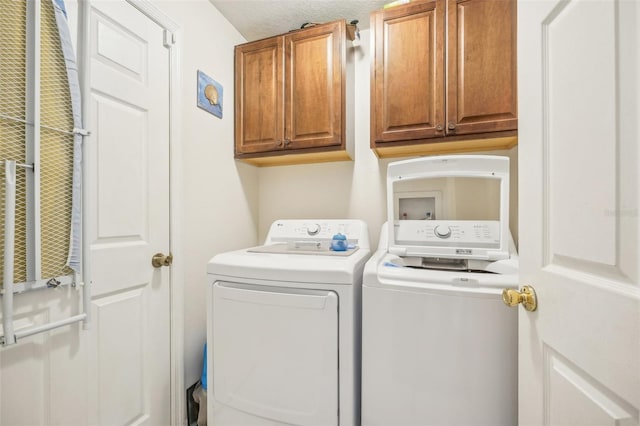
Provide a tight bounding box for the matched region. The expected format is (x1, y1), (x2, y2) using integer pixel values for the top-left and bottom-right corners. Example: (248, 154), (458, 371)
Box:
(197, 70), (223, 118)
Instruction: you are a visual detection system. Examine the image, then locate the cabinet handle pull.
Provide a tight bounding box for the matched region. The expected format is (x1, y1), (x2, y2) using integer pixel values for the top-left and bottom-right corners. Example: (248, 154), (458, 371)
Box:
(448, 122), (457, 130)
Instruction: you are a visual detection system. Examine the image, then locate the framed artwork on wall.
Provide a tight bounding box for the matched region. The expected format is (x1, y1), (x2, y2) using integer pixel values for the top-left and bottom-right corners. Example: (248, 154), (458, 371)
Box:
(197, 70), (223, 118)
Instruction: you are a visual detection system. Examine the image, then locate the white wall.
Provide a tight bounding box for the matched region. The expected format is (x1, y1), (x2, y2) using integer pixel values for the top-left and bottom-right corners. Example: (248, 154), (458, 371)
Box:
(258, 30), (389, 249)
(258, 29), (519, 248)
(153, 0), (259, 388)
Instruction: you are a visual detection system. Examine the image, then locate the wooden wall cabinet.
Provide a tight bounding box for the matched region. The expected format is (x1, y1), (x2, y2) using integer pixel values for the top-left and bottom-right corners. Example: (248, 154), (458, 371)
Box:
(370, 0), (518, 157)
(235, 20), (354, 166)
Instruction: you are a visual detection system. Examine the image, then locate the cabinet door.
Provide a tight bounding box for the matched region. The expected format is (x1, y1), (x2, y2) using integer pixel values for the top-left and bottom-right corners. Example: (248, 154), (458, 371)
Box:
(371, 0), (445, 145)
(446, 0), (517, 135)
(235, 37), (284, 154)
(285, 20), (344, 150)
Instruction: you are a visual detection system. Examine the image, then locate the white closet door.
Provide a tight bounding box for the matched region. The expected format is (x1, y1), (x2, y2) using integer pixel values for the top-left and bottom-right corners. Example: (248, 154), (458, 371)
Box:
(87, 1), (171, 424)
(518, 0), (640, 424)
(213, 282), (339, 426)
(0, 1), (172, 425)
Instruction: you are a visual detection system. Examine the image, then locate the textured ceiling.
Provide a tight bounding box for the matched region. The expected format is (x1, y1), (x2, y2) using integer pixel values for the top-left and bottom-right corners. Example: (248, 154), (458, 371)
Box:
(208, 0), (388, 41)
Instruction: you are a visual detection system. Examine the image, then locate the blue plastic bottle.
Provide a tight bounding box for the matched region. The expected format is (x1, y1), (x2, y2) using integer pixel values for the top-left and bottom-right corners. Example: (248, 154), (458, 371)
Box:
(331, 233), (348, 251)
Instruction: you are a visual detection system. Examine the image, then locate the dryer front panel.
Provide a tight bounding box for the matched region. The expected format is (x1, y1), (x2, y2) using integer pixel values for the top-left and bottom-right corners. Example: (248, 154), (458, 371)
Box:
(212, 281), (339, 426)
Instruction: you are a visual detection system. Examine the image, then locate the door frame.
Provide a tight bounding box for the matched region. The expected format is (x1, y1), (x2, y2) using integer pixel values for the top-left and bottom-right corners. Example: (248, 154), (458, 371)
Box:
(76, 0), (185, 424)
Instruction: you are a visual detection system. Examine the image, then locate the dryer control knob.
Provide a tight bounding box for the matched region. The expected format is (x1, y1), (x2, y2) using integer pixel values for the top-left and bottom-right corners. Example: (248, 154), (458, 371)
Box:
(434, 225), (452, 239)
(306, 223), (321, 236)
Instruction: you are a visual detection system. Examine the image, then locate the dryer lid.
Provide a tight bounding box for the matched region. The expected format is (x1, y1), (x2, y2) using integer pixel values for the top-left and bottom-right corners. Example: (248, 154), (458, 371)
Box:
(386, 155), (511, 261)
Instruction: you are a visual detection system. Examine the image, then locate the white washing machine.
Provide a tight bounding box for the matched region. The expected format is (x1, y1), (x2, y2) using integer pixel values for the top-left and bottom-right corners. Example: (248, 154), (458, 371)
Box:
(362, 155), (519, 426)
(207, 219), (370, 426)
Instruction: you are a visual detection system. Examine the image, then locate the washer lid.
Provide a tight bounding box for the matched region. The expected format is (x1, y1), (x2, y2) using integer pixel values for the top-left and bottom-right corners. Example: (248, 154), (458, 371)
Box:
(247, 242), (359, 257)
(207, 246), (371, 285)
(208, 219), (371, 284)
(264, 219), (370, 250)
(386, 155), (511, 260)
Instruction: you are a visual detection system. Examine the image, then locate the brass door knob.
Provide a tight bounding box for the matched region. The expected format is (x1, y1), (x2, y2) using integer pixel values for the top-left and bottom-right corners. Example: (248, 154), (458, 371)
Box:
(502, 285), (537, 311)
(152, 252), (173, 268)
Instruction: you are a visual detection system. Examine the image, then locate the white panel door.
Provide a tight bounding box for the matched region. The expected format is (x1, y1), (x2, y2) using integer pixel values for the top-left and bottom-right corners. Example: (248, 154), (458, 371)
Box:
(87, 1), (170, 425)
(518, 0), (639, 425)
(0, 1), (171, 425)
(212, 282), (339, 426)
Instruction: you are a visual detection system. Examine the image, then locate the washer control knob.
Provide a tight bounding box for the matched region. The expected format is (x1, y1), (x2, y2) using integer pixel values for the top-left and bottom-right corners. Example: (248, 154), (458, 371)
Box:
(434, 225), (452, 239)
(306, 223), (321, 236)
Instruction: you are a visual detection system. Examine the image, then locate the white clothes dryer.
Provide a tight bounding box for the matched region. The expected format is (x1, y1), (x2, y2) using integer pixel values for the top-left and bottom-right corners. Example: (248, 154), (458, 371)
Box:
(362, 156), (519, 426)
(207, 219), (370, 426)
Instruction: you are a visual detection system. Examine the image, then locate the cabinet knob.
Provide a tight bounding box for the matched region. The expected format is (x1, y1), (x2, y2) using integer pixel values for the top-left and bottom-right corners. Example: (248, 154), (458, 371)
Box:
(436, 124), (443, 131)
(283, 139), (291, 146)
(448, 122), (457, 130)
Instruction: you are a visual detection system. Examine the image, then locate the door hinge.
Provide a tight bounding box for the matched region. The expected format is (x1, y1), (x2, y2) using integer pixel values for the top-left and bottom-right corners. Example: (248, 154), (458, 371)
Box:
(163, 30), (176, 47)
